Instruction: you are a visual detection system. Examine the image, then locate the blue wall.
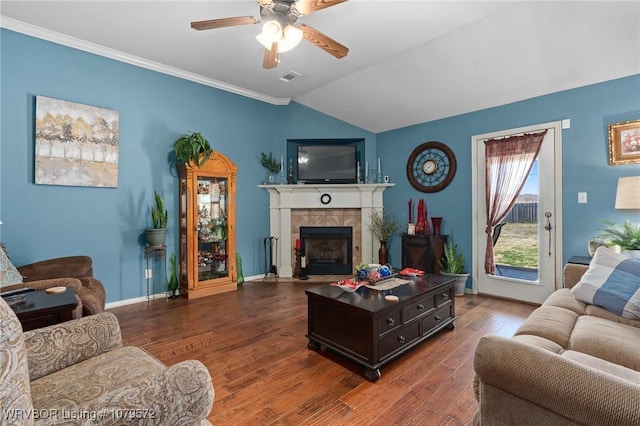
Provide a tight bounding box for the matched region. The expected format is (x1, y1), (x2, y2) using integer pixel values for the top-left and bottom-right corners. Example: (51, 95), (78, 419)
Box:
(2, 28), (639, 302)
(0, 29), (373, 302)
(377, 74), (640, 284)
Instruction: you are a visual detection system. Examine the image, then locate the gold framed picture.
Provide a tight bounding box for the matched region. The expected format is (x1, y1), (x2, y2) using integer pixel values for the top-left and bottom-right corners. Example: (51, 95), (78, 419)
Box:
(608, 118), (640, 166)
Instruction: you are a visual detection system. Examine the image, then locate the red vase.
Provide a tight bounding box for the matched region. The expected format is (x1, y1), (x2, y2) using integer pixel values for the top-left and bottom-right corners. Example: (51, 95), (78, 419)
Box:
(431, 217), (442, 235)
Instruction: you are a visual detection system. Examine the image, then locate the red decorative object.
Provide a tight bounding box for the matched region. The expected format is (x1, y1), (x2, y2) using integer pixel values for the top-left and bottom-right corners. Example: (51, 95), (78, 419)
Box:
(295, 239), (301, 249)
(431, 217), (442, 235)
(415, 199), (430, 235)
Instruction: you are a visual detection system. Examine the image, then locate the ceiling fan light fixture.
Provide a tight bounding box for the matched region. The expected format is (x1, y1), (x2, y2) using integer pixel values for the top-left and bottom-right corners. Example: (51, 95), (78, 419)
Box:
(278, 25), (303, 53)
(256, 20), (283, 49)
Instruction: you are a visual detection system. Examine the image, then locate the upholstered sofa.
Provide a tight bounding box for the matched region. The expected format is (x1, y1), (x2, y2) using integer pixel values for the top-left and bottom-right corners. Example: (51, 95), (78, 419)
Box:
(0, 296), (214, 425)
(473, 250), (640, 425)
(1, 247), (106, 317)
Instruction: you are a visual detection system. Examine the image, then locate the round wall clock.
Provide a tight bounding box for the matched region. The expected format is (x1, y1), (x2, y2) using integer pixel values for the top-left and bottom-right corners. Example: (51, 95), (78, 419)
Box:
(406, 141), (457, 193)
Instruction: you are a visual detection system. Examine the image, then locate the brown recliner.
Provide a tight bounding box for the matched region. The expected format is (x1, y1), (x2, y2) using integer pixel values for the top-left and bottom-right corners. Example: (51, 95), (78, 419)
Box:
(2, 253), (106, 317)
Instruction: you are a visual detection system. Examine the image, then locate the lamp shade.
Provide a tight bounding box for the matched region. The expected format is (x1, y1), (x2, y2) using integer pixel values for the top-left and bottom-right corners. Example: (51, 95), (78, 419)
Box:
(615, 176), (640, 209)
(256, 20), (283, 50)
(278, 25), (303, 53)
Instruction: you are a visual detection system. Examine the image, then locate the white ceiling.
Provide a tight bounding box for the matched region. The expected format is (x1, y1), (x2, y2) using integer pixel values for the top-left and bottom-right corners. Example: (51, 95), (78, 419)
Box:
(2, 1), (639, 133)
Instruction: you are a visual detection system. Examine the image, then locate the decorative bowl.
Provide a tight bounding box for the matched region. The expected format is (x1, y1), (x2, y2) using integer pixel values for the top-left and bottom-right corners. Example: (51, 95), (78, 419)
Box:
(333, 279), (367, 293)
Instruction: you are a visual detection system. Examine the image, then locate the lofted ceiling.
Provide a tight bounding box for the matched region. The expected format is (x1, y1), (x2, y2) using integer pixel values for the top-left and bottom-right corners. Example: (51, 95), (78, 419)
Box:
(1, 1), (639, 133)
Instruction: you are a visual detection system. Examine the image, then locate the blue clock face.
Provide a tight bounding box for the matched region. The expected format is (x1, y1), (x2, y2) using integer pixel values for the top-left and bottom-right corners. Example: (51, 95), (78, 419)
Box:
(406, 141), (457, 193)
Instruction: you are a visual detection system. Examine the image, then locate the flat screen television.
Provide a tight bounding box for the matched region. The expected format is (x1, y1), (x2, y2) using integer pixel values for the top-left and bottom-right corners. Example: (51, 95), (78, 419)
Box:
(297, 145), (357, 184)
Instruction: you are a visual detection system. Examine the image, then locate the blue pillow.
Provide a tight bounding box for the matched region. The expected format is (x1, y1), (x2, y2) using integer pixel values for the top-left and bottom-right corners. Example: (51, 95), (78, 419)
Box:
(571, 247), (640, 320)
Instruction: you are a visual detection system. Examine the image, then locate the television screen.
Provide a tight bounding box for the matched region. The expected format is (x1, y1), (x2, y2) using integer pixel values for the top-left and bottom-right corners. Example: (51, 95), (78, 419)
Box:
(297, 145), (357, 184)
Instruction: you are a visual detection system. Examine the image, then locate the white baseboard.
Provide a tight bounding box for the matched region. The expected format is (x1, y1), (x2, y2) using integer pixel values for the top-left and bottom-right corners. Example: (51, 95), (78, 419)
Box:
(105, 276), (268, 309)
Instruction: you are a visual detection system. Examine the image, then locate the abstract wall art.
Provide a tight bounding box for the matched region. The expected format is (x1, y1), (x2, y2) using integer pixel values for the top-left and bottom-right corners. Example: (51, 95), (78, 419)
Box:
(35, 95), (119, 187)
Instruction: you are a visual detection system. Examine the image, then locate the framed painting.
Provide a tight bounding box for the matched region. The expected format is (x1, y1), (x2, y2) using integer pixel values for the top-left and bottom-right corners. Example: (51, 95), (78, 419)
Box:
(608, 118), (640, 166)
(35, 95), (119, 187)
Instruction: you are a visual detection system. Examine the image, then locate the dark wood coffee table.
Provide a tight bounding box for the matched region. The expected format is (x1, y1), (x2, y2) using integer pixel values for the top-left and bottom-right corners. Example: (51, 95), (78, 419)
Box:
(306, 274), (456, 381)
(10, 288), (78, 331)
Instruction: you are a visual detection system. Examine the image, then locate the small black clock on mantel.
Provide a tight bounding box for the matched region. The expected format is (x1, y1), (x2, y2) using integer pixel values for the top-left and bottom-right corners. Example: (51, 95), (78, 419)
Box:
(406, 141), (457, 193)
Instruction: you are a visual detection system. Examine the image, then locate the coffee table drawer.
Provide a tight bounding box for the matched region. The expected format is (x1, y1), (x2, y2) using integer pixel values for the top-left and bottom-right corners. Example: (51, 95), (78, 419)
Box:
(435, 288), (453, 307)
(379, 309), (401, 336)
(402, 296), (436, 323)
(422, 304), (453, 334)
(380, 321), (420, 359)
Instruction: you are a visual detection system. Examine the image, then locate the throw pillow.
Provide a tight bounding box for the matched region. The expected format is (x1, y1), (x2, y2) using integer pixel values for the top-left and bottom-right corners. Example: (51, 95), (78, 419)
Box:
(571, 246), (640, 320)
(0, 245), (23, 288)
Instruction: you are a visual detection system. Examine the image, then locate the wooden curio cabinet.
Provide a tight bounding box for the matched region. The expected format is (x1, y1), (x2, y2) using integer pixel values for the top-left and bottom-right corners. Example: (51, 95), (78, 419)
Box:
(178, 152), (237, 299)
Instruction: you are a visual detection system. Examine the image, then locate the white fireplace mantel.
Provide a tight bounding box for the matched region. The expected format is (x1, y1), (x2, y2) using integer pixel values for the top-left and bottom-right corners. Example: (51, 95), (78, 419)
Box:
(259, 183), (394, 277)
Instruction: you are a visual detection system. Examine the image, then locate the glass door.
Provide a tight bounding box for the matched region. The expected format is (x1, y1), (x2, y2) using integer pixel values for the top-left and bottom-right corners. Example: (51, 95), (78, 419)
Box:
(196, 176), (228, 282)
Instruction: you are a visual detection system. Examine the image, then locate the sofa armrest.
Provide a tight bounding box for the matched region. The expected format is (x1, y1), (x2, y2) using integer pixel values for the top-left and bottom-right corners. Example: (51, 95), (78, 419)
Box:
(474, 335), (640, 425)
(23, 312), (123, 381)
(79, 360), (214, 425)
(562, 263), (588, 288)
(18, 255), (94, 281)
(77, 276), (107, 315)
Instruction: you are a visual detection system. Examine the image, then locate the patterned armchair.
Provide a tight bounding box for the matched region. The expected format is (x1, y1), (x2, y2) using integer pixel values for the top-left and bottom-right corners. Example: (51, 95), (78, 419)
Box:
(0, 297), (214, 425)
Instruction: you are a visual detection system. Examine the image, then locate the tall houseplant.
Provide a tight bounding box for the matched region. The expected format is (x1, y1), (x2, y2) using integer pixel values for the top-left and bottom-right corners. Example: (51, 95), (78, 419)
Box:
(368, 210), (400, 264)
(439, 234), (469, 296)
(167, 251), (179, 298)
(173, 131), (213, 169)
(145, 191), (168, 246)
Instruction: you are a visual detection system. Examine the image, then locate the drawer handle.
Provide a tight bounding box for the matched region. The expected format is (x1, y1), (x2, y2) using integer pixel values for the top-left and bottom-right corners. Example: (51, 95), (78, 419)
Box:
(435, 315), (442, 322)
(386, 318), (395, 326)
(398, 336), (406, 343)
(417, 303), (425, 311)
(441, 293), (449, 300)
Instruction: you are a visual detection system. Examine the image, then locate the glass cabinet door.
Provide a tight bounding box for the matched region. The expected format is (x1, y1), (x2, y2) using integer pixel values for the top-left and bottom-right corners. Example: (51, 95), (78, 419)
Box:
(196, 176), (228, 282)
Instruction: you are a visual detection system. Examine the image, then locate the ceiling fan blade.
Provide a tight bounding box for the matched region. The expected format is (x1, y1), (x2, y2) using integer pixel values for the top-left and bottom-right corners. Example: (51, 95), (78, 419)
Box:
(263, 43), (279, 69)
(297, 24), (349, 59)
(292, 0), (348, 16)
(191, 16), (260, 31)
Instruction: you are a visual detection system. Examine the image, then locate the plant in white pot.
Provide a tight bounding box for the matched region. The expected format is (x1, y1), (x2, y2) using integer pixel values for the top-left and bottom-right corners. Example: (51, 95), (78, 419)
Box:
(439, 235), (469, 296)
(145, 191), (168, 247)
(599, 220), (640, 258)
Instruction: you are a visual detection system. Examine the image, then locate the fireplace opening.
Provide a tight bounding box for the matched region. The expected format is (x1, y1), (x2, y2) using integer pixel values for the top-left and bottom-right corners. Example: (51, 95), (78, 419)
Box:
(301, 226), (353, 275)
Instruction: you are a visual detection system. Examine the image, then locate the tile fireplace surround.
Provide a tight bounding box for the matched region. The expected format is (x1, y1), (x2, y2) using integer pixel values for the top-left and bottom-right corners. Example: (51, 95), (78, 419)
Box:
(259, 184), (394, 278)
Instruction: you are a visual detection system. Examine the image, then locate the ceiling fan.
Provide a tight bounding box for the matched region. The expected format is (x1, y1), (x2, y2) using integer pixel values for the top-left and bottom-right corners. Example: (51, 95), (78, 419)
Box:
(191, 0), (349, 69)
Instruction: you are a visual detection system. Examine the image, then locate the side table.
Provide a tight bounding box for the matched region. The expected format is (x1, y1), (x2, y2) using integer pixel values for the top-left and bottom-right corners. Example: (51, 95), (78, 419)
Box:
(567, 255), (591, 266)
(144, 245), (167, 302)
(10, 288), (78, 331)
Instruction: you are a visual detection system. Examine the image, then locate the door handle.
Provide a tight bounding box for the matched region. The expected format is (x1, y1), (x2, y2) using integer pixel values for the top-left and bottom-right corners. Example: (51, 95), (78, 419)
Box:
(544, 212), (552, 256)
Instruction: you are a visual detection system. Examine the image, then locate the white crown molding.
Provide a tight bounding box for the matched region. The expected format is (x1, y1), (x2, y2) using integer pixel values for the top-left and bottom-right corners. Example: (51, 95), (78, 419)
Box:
(0, 16), (291, 106)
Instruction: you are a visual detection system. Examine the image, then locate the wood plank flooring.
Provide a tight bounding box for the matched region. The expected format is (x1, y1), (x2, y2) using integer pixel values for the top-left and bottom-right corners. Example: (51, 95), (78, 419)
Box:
(108, 280), (537, 425)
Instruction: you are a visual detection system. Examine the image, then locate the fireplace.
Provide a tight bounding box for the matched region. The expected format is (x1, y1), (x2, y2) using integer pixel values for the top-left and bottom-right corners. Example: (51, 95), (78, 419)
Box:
(301, 226), (352, 275)
(259, 183), (393, 277)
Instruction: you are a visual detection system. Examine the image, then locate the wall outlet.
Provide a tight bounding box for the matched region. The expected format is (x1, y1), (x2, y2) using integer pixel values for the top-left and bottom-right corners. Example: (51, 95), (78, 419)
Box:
(578, 192), (587, 203)
(145, 268), (152, 279)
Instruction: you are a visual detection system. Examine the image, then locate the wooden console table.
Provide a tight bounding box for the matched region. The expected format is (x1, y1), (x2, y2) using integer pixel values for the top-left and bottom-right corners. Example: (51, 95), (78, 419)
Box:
(306, 274), (456, 381)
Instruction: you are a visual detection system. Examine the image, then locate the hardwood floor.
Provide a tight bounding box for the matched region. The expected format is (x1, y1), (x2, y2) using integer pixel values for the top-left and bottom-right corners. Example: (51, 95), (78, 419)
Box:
(108, 280), (537, 425)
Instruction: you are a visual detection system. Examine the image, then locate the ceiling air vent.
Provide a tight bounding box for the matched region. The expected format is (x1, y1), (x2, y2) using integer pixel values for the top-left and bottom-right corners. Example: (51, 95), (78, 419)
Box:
(279, 71), (301, 83)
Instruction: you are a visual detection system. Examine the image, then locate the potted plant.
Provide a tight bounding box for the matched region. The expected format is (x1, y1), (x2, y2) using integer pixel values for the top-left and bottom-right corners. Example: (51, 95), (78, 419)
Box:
(167, 251), (179, 298)
(599, 220), (640, 257)
(439, 234), (469, 296)
(368, 209), (400, 265)
(145, 190), (168, 246)
(173, 131), (213, 168)
(260, 152), (281, 183)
